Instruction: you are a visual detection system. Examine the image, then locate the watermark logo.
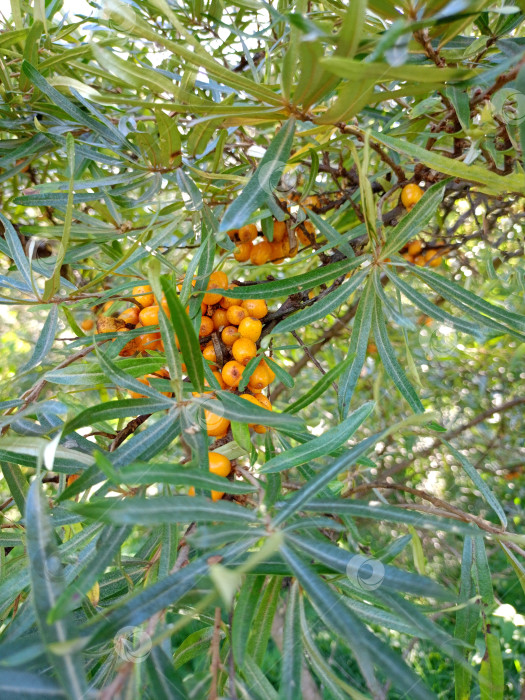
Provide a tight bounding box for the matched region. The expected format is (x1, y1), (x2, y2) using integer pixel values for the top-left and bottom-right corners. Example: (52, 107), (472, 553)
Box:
(493, 88), (525, 127)
(100, 0), (137, 32)
(256, 160), (297, 197)
(113, 626), (152, 663)
(346, 554), (385, 592)
(419, 323), (461, 361)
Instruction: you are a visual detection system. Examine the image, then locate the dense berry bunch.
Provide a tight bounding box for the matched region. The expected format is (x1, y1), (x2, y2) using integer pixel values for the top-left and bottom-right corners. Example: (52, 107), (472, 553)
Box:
(229, 217), (316, 266)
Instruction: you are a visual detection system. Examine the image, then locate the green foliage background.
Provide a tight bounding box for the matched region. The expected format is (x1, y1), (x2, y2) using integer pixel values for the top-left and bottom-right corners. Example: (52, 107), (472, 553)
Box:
(1, 1), (525, 698)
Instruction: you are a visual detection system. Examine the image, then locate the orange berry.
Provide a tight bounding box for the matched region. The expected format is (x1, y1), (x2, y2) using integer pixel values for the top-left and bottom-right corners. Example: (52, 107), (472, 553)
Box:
(238, 224), (258, 243)
(117, 328), (141, 357)
(211, 490), (224, 502)
(128, 375), (150, 399)
(140, 331), (162, 352)
(66, 473), (79, 487)
(222, 360), (244, 388)
(407, 240), (423, 256)
(250, 240), (271, 266)
(227, 229), (238, 240)
(238, 316), (262, 342)
(212, 370), (227, 389)
(202, 343), (217, 365)
(428, 254), (443, 267)
(240, 394), (267, 434)
(188, 486), (195, 497)
(203, 270), (229, 305)
(205, 408), (230, 436)
(254, 393), (272, 411)
(226, 305), (248, 326)
(103, 300), (114, 313)
(401, 184), (424, 210)
(80, 318), (94, 332)
(273, 220), (287, 243)
(259, 358), (276, 383)
(296, 220), (315, 246)
(132, 285), (154, 308)
(199, 316), (214, 338)
(118, 307), (140, 325)
(232, 337), (257, 365)
(221, 325), (240, 346)
(367, 342), (378, 355)
(402, 253), (414, 264)
(252, 424), (267, 434)
(247, 364), (271, 391)
(211, 308), (228, 331)
(241, 299), (267, 319)
(139, 305), (159, 326)
(234, 241), (253, 262)
(220, 284), (239, 309)
(208, 452), (231, 477)
(414, 255), (426, 267)
(240, 393), (262, 408)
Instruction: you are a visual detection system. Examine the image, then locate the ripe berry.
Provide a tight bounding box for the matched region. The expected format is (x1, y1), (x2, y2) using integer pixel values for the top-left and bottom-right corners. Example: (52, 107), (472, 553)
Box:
(139, 305), (159, 326)
(140, 331), (162, 352)
(118, 307), (140, 325)
(80, 318), (94, 331)
(132, 284), (154, 308)
(296, 220), (315, 246)
(208, 452), (231, 477)
(425, 249), (443, 267)
(254, 393), (272, 410)
(203, 270), (229, 305)
(221, 325), (240, 346)
(205, 409), (230, 436)
(247, 363), (271, 391)
(227, 229), (238, 240)
(407, 240), (423, 256)
(242, 299), (267, 319)
(414, 254), (426, 266)
(222, 360), (244, 387)
(220, 284), (239, 309)
(232, 337), (257, 365)
(273, 220), (287, 243)
(212, 370), (227, 389)
(199, 316), (214, 338)
(260, 358), (276, 382)
(402, 253), (414, 264)
(401, 184), (424, 210)
(240, 394), (267, 434)
(202, 343), (217, 365)
(238, 316), (262, 342)
(226, 304), (248, 326)
(212, 308), (228, 330)
(250, 240), (271, 265)
(234, 241), (253, 262)
(128, 373), (171, 399)
(238, 224), (258, 243)
(211, 490), (224, 502)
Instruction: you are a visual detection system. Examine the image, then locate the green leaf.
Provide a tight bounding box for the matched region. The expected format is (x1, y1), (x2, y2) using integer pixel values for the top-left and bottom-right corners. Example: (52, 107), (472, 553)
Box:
(279, 583), (302, 700)
(321, 58), (475, 84)
(306, 209), (355, 258)
(69, 495), (257, 525)
(273, 432), (382, 526)
(281, 545), (437, 700)
(116, 462), (256, 494)
(0, 211), (32, 288)
(382, 180), (449, 257)
(479, 633), (504, 700)
(46, 356), (166, 385)
(95, 344), (171, 401)
(146, 646), (187, 699)
(241, 653), (279, 700)
(273, 268), (368, 335)
(220, 119), (296, 231)
(338, 275), (376, 417)
(247, 576), (282, 666)
(443, 441), (506, 528)
(18, 305), (56, 372)
(161, 276), (205, 393)
(233, 575), (265, 666)
(454, 537), (479, 700)
(1, 462), (29, 514)
(370, 129), (525, 195)
(411, 265), (525, 340)
(216, 391), (305, 430)
(285, 353), (355, 414)
(0, 671), (66, 698)
(25, 480), (88, 699)
(224, 256), (365, 300)
(372, 293), (425, 414)
(63, 397), (173, 434)
(446, 85), (471, 131)
(261, 402), (373, 474)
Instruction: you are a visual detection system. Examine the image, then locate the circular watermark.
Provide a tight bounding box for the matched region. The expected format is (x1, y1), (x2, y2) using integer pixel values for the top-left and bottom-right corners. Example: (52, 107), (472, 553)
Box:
(113, 626), (152, 664)
(346, 554), (385, 592)
(256, 160), (297, 197)
(182, 395), (227, 433)
(418, 324), (462, 361)
(493, 88), (525, 127)
(100, 0), (137, 32)
(42, 551), (64, 585)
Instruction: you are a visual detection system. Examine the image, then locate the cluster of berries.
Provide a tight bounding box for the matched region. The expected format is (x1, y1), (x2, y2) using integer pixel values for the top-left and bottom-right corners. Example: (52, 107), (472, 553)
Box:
(400, 239), (445, 267)
(229, 219), (316, 266)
